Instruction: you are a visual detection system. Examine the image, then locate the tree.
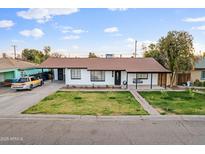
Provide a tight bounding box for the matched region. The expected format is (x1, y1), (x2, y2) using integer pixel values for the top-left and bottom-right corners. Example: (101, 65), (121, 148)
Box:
(43, 46), (51, 60)
(22, 48), (44, 64)
(51, 52), (64, 58)
(2, 53), (7, 58)
(144, 31), (194, 87)
(143, 43), (166, 67)
(88, 52), (97, 58)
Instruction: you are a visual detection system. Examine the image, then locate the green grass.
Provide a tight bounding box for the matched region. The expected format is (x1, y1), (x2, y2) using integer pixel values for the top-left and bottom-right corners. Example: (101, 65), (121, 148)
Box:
(23, 91), (148, 115)
(139, 91), (205, 115)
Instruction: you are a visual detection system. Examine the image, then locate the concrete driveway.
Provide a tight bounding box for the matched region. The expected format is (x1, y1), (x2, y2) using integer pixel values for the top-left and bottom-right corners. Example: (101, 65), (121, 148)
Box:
(0, 81), (63, 115)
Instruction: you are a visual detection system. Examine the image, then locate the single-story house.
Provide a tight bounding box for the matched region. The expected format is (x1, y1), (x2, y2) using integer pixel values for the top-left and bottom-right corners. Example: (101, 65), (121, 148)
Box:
(0, 58), (46, 82)
(40, 57), (170, 89)
(191, 58), (205, 82)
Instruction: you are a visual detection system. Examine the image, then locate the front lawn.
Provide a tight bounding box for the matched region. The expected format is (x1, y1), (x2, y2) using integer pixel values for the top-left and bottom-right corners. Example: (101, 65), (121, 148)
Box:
(139, 91), (205, 115)
(23, 91), (148, 115)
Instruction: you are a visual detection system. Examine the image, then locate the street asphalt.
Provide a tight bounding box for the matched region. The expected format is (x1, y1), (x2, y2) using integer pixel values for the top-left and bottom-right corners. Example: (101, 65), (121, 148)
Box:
(0, 116), (205, 145)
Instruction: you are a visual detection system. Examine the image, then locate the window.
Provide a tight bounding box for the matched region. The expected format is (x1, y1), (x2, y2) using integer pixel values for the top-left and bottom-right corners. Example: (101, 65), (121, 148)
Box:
(133, 78), (143, 84)
(18, 78), (29, 83)
(31, 77), (36, 81)
(201, 71), (205, 80)
(71, 69), (81, 79)
(90, 71), (105, 81)
(137, 73), (148, 79)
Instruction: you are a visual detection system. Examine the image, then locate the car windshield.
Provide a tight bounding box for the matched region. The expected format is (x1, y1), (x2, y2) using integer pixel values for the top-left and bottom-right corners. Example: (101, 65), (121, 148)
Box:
(18, 78), (29, 83)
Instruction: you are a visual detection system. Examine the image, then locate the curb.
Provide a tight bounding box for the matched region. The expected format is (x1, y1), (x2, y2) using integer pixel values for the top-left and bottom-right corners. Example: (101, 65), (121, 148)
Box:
(1, 114), (205, 121)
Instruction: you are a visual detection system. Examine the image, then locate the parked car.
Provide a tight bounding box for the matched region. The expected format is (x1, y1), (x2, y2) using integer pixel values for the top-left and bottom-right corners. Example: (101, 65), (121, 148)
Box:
(0, 79), (18, 87)
(11, 76), (43, 91)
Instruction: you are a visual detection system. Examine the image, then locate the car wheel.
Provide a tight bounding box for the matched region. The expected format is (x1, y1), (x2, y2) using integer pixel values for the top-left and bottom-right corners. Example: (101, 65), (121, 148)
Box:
(40, 81), (43, 86)
(29, 84), (33, 91)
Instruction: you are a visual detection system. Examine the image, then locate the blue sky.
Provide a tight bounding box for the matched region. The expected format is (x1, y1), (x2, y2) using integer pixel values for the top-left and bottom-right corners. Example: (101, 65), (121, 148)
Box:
(0, 8), (205, 57)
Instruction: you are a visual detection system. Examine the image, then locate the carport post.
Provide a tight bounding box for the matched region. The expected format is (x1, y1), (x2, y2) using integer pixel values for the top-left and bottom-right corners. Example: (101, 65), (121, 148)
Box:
(41, 68), (44, 79)
(126, 72), (128, 89)
(165, 73), (167, 89)
(150, 73), (153, 89)
(51, 69), (54, 82)
(136, 73), (138, 89)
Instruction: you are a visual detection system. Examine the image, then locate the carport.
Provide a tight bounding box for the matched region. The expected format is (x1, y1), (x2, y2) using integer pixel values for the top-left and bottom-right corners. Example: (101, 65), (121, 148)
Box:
(125, 72), (169, 90)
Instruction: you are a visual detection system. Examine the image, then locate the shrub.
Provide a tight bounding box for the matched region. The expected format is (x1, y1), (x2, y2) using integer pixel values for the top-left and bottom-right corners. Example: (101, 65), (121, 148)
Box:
(193, 79), (203, 87)
(187, 89), (195, 99)
(74, 96), (82, 100)
(109, 96), (116, 99)
(160, 90), (169, 99)
(203, 81), (205, 87)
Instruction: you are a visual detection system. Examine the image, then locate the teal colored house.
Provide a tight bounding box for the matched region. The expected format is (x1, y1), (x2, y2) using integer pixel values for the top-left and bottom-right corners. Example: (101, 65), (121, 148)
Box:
(0, 58), (44, 82)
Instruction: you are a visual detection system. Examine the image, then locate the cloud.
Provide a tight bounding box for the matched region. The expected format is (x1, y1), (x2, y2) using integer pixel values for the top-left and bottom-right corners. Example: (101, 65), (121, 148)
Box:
(11, 39), (25, 44)
(62, 35), (80, 40)
(17, 8), (79, 23)
(72, 45), (79, 49)
(104, 27), (119, 33)
(0, 20), (15, 28)
(19, 28), (44, 38)
(126, 37), (135, 43)
(108, 8), (128, 11)
(126, 38), (156, 55)
(72, 29), (87, 34)
(183, 16), (205, 22)
(192, 25), (205, 30)
(194, 42), (205, 54)
(53, 23), (87, 34)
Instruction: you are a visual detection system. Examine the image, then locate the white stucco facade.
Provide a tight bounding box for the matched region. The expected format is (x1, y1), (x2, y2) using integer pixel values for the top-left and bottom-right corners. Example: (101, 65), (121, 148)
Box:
(53, 68), (158, 86)
(65, 69), (115, 86)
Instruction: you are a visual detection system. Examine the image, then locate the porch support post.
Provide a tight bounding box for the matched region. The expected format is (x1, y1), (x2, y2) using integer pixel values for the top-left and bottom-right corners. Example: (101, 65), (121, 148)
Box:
(136, 73), (138, 89)
(160, 73), (162, 86)
(126, 72), (128, 89)
(165, 73), (167, 89)
(41, 68), (44, 80)
(150, 73), (153, 89)
(51, 68), (54, 82)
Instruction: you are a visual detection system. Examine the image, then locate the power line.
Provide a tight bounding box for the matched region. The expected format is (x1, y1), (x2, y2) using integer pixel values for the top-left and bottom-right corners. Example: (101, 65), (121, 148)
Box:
(134, 40), (137, 58)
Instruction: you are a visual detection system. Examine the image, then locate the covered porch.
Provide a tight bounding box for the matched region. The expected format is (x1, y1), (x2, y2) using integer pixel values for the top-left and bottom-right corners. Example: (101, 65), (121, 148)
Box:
(125, 72), (168, 90)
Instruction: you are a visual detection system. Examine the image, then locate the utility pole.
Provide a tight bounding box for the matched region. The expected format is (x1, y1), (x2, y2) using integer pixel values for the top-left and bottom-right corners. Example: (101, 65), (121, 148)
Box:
(134, 40), (137, 58)
(11, 45), (17, 59)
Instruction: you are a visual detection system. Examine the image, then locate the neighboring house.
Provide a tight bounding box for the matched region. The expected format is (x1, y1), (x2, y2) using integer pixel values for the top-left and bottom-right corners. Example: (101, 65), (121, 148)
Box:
(40, 57), (170, 89)
(0, 58), (44, 82)
(191, 58), (205, 82)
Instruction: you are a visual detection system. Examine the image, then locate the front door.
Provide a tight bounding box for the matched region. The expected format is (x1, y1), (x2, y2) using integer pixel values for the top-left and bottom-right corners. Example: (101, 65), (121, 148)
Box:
(115, 71), (121, 85)
(58, 68), (64, 80)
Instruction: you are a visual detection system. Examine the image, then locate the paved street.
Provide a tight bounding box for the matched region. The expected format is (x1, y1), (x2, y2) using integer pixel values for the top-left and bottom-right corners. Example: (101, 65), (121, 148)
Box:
(0, 81), (63, 115)
(0, 116), (205, 145)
